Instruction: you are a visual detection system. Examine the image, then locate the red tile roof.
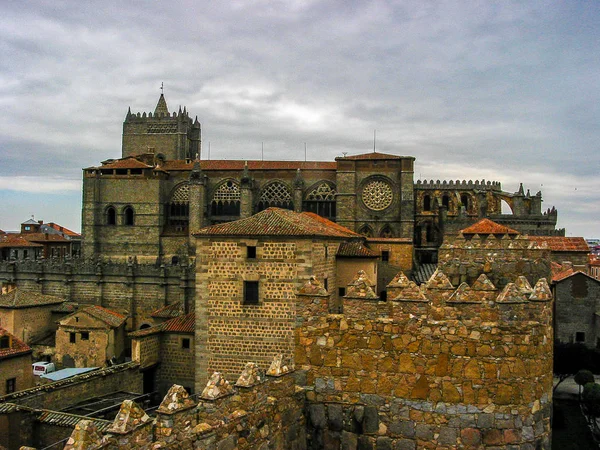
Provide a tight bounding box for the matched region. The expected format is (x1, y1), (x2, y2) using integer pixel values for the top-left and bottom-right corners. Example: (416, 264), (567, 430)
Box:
(161, 160), (337, 171)
(553, 270), (600, 284)
(337, 241), (379, 258)
(151, 302), (184, 319)
(0, 235), (43, 248)
(0, 289), (65, 309)
(82, 305), (127, 328)
(21, 233), (70, 244)
(460, 219), (519, 235)
(336, 152), (405, 160)
(193, 208), (359, 238)
(528, 236), (589, 252)
(129, 313), (194, 337)
(99, 157), (153, 170)
(46, 223), (80, 238)
(0, 327), (32, 360)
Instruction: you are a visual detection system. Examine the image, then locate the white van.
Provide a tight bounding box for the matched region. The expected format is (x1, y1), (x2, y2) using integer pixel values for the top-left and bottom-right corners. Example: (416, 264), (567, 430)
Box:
(32, 361), (56, 376)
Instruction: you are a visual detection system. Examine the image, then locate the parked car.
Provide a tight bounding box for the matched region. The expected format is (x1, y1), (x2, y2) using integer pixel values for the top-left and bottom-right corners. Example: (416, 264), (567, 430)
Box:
(32, 361), (56, 376)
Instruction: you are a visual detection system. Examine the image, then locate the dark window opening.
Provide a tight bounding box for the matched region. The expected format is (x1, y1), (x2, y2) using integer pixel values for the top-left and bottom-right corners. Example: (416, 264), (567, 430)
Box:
(461, 194), (470, 211)
(130, 169), (143, 175)
(139, 324), (151, 330)
(6, 378), (16, 394)
(380, 290), (387, 301)
(339, 287), (346, 297)
(380, 226), (393, 238)
(81, 331), (89, 341)
(303, 201), (336, 221)
(171, 256), (179, 265)
(0, 336), (9, 349)
(106, 207), (116, 225)
(381, 251), (390, 262)
(115, 169), (127, 175)
(211, 200), (241, 216)
(69, 332), (76, 343)
(324, 278), (328, 291)
(325, 246), (328, 258)
(124, 207), (134, 226)
(247, 246), (257, 259)
(167, 202), (189, 232)
(244, 281), (259, 305)
(442, 195), (450, 209)
(572, 277), (588, 298)
(576, 332), (586, 343)
(423, 195), (431, 211)
(182, 338), (190, 349)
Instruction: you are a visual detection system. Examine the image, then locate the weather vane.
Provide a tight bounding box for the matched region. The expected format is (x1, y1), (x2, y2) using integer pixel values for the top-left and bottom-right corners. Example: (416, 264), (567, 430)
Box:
(160, 82), (164, 95)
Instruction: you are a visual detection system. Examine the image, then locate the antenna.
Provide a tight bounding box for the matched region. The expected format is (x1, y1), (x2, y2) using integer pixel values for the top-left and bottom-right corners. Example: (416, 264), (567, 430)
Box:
(262, 142), (264, 161)
(373, 129), (376, 153)
(304, 143), (307, 162)
(342, 152), (348, 157)
(208, 142), (211, 160)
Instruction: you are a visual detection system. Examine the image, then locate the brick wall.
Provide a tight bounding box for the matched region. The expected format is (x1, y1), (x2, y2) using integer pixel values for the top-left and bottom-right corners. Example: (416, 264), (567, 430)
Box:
(157, 333), (195, 394)
(0, 353), (33, 395)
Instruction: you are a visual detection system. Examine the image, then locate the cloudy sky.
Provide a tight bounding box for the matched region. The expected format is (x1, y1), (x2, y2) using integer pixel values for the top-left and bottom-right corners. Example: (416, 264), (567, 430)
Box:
(1, 1), (598, 237)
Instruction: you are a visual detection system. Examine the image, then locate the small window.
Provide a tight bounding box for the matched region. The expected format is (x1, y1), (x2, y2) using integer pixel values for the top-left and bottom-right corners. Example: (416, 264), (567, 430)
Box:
(381, 251), (390, 262)
(325, 246), (328, 258)
(244, 281), (259, 305)
(124, 206), (134, 226)
(24, 226), (31, 231)
(247, 246), (257, 259)
(6, 378), (16, 394)
(81, 332), (89, 341)
(106, 207), (116, 226)
(423, 195), (431, 212)
(324, 278), (328, 291)
(0, 336), (10, 349)
(442, 195), (450, 209)
(380, 291), (388, 301)
(339, 287), (346, 297)
(576, 332), (586, 343)
(69, 332), (76, 343)
(182, 338), (190, 349)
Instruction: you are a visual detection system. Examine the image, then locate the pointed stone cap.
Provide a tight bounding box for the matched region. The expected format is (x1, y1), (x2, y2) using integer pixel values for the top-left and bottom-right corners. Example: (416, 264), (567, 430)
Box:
(387, 271), (411, 288)
(298, 276), (328, 296)
(426, 269), (454, 290)
(236, 362), (263, 387)
(154, 93), (169, 116)
(529, 278), (552, 302)
(447, 282), (482, 303)
(515, 276), (533, 294)
(345, 270), (377, 299)
(471, 274), (496, 291)
(157, 384), (196, 414)
(201, 372), (234, 400)
(267, 353), (294, 376)
(190, 160), (203, 184)
(496, 283), (528, 304)
(108, 400), (150, 434)
(392, 281), (428, 303)
(64, 420), (104, 450)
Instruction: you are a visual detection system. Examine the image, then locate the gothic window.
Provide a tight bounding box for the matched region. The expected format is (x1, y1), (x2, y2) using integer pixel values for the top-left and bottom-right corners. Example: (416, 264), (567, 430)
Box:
(211, 180), (241, 217)
(359, 225), (373, 237)
(167, 183), (189, 233)
(362, 179), (393, 211)
(423, 195), (431, 212)
(106, 206), (116, 226)
(461, 194), (470, 212)
(303, 182), (336, 221)
(442, 194), (450, 209)
(380, 225), (393, 238)
(123, 206), (134, 226)
(258, 182), (293, 212)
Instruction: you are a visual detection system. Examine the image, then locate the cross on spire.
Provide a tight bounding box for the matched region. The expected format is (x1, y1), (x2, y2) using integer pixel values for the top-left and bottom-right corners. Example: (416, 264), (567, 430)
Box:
(160, 82), (164, 94)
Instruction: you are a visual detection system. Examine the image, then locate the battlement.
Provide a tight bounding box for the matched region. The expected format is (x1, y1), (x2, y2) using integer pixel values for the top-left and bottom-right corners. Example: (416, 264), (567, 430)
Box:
(416, 179), (502, 190)
(124, 107), (199, 126)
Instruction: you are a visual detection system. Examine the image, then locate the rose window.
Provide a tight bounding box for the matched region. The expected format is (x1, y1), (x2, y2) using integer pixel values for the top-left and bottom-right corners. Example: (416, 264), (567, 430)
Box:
(362, 180), (393, 211)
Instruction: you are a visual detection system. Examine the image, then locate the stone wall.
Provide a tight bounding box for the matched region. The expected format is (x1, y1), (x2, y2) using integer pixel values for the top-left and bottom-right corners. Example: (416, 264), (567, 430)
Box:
(0, 304), (57, 344)
(295, 274), (554, 449)
(156, 333), (195, 395)
(0, 353), (33, 396)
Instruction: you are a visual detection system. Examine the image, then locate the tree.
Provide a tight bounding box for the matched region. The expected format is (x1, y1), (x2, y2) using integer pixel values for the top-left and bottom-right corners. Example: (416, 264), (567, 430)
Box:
(582, 382), (600, 419)
(575, 370), (595, 398)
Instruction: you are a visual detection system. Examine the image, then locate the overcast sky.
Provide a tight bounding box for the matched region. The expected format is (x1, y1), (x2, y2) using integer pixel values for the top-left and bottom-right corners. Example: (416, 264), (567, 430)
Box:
(0, 1), (598, 237)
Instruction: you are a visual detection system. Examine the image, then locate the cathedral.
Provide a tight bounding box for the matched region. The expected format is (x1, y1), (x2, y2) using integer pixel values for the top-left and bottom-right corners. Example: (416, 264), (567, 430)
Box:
(82, 94), (561, 264)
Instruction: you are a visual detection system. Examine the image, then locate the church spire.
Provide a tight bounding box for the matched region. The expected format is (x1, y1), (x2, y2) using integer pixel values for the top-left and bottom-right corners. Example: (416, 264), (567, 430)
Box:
(154, 93), (169, 116)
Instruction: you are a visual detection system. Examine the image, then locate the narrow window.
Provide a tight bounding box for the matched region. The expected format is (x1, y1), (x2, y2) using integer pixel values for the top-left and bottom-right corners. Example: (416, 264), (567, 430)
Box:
(243, 281), (259, 305)
(247, 246), (257, 259)
(182, 338), (190, 349)
(442, 195), (450, 209)
(423, 195), (431, 212)
(106, 207), (116, 225)
(0, 336), (9, 349)
(324, 278), (329, 291)
(380, 291), (387, 301)
(338, 287), (346, 297)
(69, 332), (76, 343)
(124, 206), (134, 226)
(81, 331), (89, 341)
(381, 251), (390, 262)
(576, 332), (586, 343)
(6, 378), (16, 394)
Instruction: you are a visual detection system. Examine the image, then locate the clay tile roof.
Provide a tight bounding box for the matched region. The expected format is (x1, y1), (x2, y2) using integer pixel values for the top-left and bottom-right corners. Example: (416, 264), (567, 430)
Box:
(0, 327), (32, 360)
(160, 160), (337, 171)
(151, 302), (184, 319)
(21, 233), (70, 244)
(553, 270), (600, 284)
(0, 289), (65, 309)
(528, 236), (589, 252)
(46, 223), (80, 237)
(82, 305), (126, 328)
(129, 312), (194, 337)
(0, 235), (43, 248)
(336, 152), (405, 160)
(460, 219), (519, 235)
(336, 241), (379, 258)
(100, 157), (153, 170)
(193, 208), (359, 238)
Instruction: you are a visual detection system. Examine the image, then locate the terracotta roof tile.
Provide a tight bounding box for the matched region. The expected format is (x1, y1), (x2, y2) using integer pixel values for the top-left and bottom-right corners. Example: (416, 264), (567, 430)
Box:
(45, 223), (80, 237)
(337, 241), (379, 258)
(528, 236), (589, 252)
(21, 233), (70, 244)
(0, 289), (65, 309)
(336, 152), (406, 160)
(0, 235), (43, 248)
(151, 302), (184, 319)
(161, 160), (337, 171)
(193, 208), (359, 238)
(129, 313), (194, 337)
(99, 157), (153, 170)
(82, 305), (126, 328)
(0, 327), (32, 360)
(460, 219), (519, 235)
(553, 270), (600, 284)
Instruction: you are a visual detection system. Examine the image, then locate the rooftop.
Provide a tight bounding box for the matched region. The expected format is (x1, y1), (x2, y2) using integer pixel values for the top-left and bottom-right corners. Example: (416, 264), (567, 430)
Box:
(129, 312), (194, 337)
(151, 302), (184, 319)
(193, 207), (359, 238)
(0, 327), (32, 360)
(336, 151), (410, 160)
(79, 305), (127, 328)
(528, 236), (589, 252)
(0, 288), (65, 309)
(460, 219), (519, 236)
(337, 241), (379, 258)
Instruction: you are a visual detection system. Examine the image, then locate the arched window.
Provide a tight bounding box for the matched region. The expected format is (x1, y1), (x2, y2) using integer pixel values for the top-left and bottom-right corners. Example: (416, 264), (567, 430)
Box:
(106, 206), (116, 226)
(258, 182), (293, 212)
(303, 182), (336, 221)
(211, 180), (241, 217)
(167, 183), (189, 232)
(359, 225), (373, 237)
(423, 195), (431, 212)
(461, 194), (470, 212)
(380, 225), (393, 238)
(124, 206), (134, 226)
(442, 194), (450, 209)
